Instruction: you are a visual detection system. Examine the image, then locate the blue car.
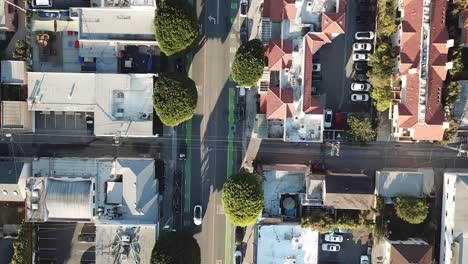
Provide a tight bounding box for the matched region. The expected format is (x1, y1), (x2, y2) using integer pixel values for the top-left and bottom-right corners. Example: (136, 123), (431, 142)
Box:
(37, 11), (60, 19)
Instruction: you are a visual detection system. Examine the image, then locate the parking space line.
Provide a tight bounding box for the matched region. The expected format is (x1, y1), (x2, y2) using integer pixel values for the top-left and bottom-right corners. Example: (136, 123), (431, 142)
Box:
(38, 237), (57, 240)
(38, 247), (57, 251)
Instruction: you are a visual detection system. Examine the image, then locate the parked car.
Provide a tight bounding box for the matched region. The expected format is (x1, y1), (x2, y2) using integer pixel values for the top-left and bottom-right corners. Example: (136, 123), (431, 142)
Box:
(240, 0), (248, 17)
(351, 93), (370, 102)
(312, 64), (321, 72)
(353, 53), (370, 61)
(322, 243), (341, 252)
(37, 11), (60, 19)
(360, 255), (370, 264)
(354, 73), (368, 82)
(78, 234), (95, 243)
(193, 205), (202, 225)
(32, 0), (52, 7)
(324, 109), (333, 128)
(354, 62), (368, 72)
(353, 43), (372, 51)
(234, 250), (242, 264)
(235, 226), (245, 245)
(351, 82), (371, 92)
(355, 31), (375, 40)
(324, 234), (344, 243)
(240, 23), (248, 43)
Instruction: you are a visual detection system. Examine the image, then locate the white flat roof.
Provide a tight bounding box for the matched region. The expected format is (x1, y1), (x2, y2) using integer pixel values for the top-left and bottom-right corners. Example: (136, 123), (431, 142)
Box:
(257, 224), (318, 264)
(27, 72), (154, 136)
(96, 224), (157, 264)
(79, 8), (156, 41)
(1, 61), (26, 84)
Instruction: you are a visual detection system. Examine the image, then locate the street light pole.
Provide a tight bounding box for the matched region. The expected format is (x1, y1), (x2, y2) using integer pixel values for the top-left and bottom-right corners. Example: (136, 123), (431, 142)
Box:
(3, 0), (26, 12)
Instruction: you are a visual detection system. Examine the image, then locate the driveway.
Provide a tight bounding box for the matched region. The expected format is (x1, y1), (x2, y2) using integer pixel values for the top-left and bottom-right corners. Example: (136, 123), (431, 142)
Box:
(319, 230), (369, 264)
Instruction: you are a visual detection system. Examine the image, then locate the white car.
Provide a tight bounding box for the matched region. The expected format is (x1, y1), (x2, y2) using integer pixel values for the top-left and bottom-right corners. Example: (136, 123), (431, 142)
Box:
(240, 0), (248, 17)
(360, 255), (370, 264)
(353, 43), (372, 51)
(193, 205), (202, 225)
(322, 243), (341, 252)
(351, 82), (371, 92)
(32, 0), (52, 7)
(324, 234), (344, 243)
(324, 109), (333, 128)
(353, 53), (370, 61)
(351, 94), (369, 102)
(355, 31), (375, 40)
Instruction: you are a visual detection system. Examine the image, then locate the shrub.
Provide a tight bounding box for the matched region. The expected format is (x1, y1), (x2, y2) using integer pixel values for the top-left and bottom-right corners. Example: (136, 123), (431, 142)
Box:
(11, 223), (31, 264)
(151, 231), (200, 264)
(346, 116), (376, 144)
(154, 0), (199, 56)
(445, 81), (462, 106)
(394, 197), (429, 224)
(449, 48), (465, 78)
(442, 119), (459, 144)
(222, 169), (263, 226)
(153, 74), (198, 127)
(301, 211), (372, 233)
(12, 40), (29, 61)
(231, 39), (265, 87)
(376, 0), (397, 40)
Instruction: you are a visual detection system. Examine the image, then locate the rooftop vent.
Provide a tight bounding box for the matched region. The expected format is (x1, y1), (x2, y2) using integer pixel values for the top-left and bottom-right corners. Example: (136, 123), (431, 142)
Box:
(32, 203), (39, 210)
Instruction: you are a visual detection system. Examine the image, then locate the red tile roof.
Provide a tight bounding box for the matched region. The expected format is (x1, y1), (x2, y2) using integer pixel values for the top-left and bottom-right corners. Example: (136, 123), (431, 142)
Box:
(322, 12), (346, 35)
(265, 87), (295, 119)
(395, 0), (448, 141)
(303, 33), (331, 115)
(262, 0), (296, 23)
(265, 39), (293, 71)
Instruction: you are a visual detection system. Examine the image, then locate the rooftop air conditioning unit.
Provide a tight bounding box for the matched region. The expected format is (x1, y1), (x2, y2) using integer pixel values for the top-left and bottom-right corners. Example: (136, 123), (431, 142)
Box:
(122, 235), (131, 243)
(32, 203), (39, 210)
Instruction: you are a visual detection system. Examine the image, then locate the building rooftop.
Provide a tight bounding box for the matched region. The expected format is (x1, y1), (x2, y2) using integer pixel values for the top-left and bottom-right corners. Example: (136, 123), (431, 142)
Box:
(324, 173), (374, 210)
(257, 224), (318, 264)
(376, 168), (434, 197)
(27, 72), (154, 136)
(78, 8), (156, 41)
(95, 224), (156, 264)
(1, 61), (26, 84)
(1, 101), (32, 130)
(390, 242), (433, 264)
(0, 161), (30, 202)
(454, 81), (468, 130)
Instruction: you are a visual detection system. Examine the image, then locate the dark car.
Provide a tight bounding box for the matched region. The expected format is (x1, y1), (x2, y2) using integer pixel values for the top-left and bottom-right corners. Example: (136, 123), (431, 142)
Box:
(354, 62), (368, 72)
(240, 0), (248, 17)
(78, 234), (95, 243)
(240, 23), (248, 43)
(37, 11), (60, 19)
(175, 58), (185, 73)
(354, 73), (368, 82)
(235, 226), (245, 245)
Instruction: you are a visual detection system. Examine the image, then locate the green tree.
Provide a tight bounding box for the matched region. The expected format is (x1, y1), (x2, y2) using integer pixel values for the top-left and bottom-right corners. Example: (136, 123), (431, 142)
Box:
(11, 223), (31, 264)
(12, 40), (29, 61)
(450, 48), (464, 78)
(451, 0), (466, 16)
(371, 86), (392, 112)
(346, 116), (376, 144)
(368, 43), (394, 78)
(153, 74), (198, 127)
(445, 81), (462, 105)
(442, 119), (459, 144)
(222, 169), (263, 226)
(231, 39), (265, 87)
(151, 231), (200, 264)
(376, 0), (397, 39)
(394, 197), (429, 224)
(154, 0), (199, 56)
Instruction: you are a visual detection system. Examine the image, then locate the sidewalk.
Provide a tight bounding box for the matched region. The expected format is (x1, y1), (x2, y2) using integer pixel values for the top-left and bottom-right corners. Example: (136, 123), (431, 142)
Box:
(376, 110), (397, 142)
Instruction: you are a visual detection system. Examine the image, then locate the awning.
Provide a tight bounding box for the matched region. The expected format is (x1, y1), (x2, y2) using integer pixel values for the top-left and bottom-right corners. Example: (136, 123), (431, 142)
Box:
(31, 19), (79, 33)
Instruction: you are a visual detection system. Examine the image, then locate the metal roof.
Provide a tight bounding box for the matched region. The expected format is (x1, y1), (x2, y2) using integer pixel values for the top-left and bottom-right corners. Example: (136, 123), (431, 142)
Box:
(45, 178), (93, 220)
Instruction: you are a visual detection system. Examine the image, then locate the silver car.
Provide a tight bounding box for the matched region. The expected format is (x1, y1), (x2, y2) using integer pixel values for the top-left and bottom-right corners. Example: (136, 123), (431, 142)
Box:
(351, 94), (369, 102)
(193, 205), (202, 225)
(353, 53), (370, 61)
(355, 31), (375, 40)
(351, 82), (371, 92)
(353, 43), (372, 51)
(322, 243), (341, 252)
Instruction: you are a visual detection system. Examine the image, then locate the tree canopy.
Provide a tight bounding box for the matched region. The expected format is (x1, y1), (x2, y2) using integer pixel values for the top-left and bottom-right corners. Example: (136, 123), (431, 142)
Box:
(346, 116), (376, 144)
(367, 43), (393, 112)
(394, 197), (429, 224)
(231, 39), (265, 87)
(151, 231), (200, 264)
(12, 40), (29, 61)
(222, 169), (263, 226)
(153, 74), (198, 127)
(376, 0), (397, 40)
(154, 0), (199, 56)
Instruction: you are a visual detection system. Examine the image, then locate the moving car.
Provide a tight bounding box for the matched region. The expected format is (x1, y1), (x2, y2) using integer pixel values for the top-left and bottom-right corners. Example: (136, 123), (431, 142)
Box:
(355, 31), (375, 40)
(240, 23), (248, 43)
(360, 255), (370, 264)
(351, 82), (371, 92)
(353, 53), (370, 61)
(353, 43), (372, 51)
(351, 93), (369, 102)
(322, 243), (341, 252)
(193, 205), (202, 225)
(324, 109), (333, 128)
(178, 142), (187, 160)
(240, 0), (248, 17)
(235, 226), (245, 245)
(324, 234), (344, 243)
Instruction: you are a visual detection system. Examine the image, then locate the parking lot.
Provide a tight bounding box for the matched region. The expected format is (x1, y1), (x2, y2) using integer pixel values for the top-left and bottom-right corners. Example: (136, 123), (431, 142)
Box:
(36, 223), (95, 264)
(318, 230), (370, 264)
(318, 0), (375, 132)
(35, 111), (94, 135)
